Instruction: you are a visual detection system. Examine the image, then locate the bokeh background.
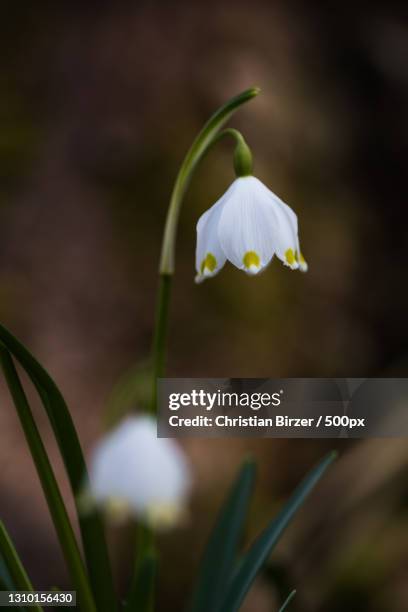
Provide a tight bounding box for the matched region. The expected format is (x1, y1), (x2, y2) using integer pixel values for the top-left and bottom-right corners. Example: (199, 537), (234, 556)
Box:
(1, 2), (408, 610)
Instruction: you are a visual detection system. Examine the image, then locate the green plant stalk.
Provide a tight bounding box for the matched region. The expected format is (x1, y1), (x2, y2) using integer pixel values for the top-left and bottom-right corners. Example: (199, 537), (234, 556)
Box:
(151, 87), (260, 413)
(212, 128), (253, 177)
(123, 525), (157, 612)
(159, 88), (259, 276)
(128, 520), (156, 612)
(137, 88), (260, 609)
(0, 348), (96, 612)
(150, 273), (172, 413)
(0, 324), (116, 612)
(278, 589), (297, 612)
(0, 521), (42, 612)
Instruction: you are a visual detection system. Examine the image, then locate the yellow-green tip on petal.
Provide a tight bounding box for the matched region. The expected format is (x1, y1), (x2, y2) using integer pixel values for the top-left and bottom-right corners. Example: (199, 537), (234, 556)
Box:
(285, 248), (299, 269)
(243, 251), (261, 274)
(145, 502), (187, 531)
(196, 252), (218, 283)
(104, 497), (132, 525)
(200, 252), (217, 275)
(298, 251), (308, 272)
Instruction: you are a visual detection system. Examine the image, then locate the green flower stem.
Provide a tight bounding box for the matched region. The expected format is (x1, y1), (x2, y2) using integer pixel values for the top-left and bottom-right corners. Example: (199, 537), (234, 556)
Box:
(279, 589), (297, 612)
(151, 88), (260, 413)
(151, 128), (252, 407)
(150, 272), (172, 413)
(212, 128), (253, 177)
(135, 89), (260, 609)
(0, 521), (42, 612)
(159, 88), (259, 276)
(125, 525), (156, 612)
(0, 347), (96, 612)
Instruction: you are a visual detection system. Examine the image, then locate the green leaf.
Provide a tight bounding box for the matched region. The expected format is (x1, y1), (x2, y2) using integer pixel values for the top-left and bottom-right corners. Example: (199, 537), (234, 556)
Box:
(0, 555), (13, 589)
(0, 520), (42, 611)
(0, 324), (116, 611)
(190, 459), (256, 612)
(220, 452), (337, 612)
(123, 553), (157, 612)
(0, 348), (96, 612)
(0, 575), (10, 592)
(279, 589), (296, 612)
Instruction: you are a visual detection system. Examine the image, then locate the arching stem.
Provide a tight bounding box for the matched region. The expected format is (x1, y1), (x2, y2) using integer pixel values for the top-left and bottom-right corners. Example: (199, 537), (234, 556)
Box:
(150, 88), (260, 413)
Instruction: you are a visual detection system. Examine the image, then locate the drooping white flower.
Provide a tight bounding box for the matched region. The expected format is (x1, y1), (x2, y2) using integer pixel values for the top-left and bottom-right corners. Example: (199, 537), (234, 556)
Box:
(195, 176), (307, 282)
(85, 416), (192, 529)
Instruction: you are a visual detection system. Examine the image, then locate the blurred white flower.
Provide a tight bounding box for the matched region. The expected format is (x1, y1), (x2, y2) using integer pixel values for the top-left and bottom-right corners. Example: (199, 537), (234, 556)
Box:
(195, 176), (307, 282)
(85, 416), (192, 529)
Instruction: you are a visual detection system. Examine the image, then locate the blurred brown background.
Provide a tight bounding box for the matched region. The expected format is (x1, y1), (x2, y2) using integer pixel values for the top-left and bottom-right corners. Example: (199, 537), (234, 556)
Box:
(0, 2), (408, 611)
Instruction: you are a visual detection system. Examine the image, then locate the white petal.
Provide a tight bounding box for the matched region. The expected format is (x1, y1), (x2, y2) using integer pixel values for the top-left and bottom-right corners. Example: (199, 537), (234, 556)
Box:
(297, 243), (308, 272)
(251, 178), (300, 270)
(218, 177), (277, 274)
(195, 194), (227, 283)
(88, 416), (191, 528)
(267, 188), (308, 271)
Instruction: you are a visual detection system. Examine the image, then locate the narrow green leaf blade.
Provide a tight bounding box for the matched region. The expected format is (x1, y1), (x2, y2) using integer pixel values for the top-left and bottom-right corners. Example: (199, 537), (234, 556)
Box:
(0, 520), (42, 611)
(0, 574), (10, 591)
(123, 553), (156, 612)
(0, 348), (96, 612)
(220, 452), (337, 612)
(0, 555), (14, 589)
(0, 559), (25, 611)
(190, 459), (256, 612)
(279, 589), (296, 612)
(0, 324), (115, 611)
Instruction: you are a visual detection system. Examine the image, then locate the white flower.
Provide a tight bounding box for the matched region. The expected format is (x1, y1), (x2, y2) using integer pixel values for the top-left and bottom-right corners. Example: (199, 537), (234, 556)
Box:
(195, 176), (307, 282)
(85, 416), (192, 529)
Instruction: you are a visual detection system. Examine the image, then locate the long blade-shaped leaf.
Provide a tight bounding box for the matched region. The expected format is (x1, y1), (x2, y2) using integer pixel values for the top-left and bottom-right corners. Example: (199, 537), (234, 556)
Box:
(0, 348), (96, 612)
(0, 575), (10, 590)
(0, 555), (25, 611)
(220, 452), (337, 612)
(0, 520), (42, 611)
(279, 589), (296, 612)
(0, 324), (116, 611)
(0, 555), (13, 589)
(190, 459), (256, 612)
(123, 553), (157, 612)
